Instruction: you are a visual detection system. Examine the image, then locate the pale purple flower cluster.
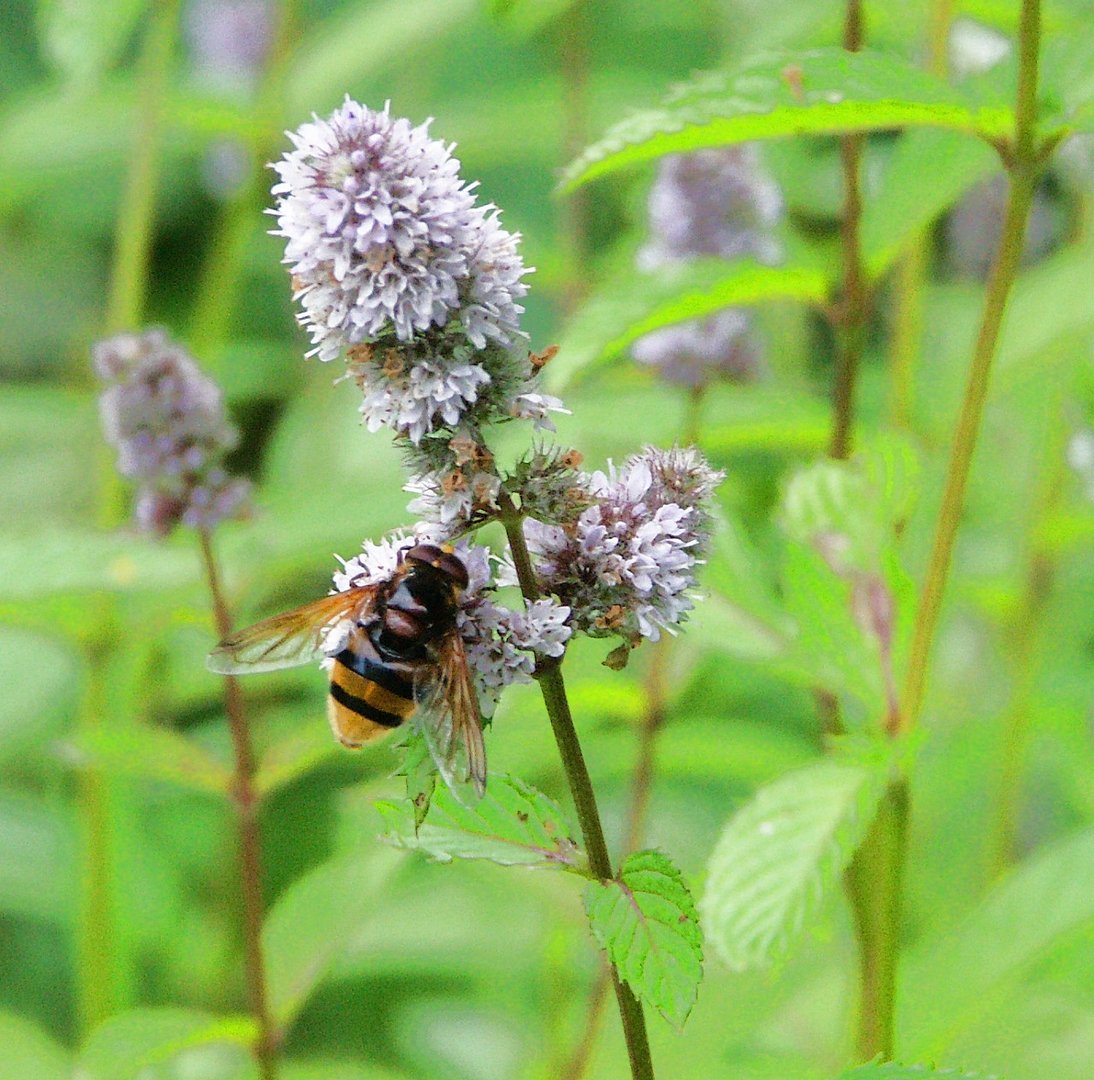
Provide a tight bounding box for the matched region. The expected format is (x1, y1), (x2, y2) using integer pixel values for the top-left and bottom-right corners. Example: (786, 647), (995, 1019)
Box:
(633, 146), (780, 388)
(639, 146), (782, 267)
(330, 534), (571, 715)
(272, 99), (528, 362)
(273, 99), (567, 453)
(525, 447), (723, 643)
(94, 330), (251, 536)
(631, 310), (761, 389)
(185, 0), (273, 95)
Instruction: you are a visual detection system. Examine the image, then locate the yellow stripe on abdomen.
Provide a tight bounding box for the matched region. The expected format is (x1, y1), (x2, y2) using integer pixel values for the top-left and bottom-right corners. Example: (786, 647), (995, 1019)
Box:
(327, 657), (416, 748)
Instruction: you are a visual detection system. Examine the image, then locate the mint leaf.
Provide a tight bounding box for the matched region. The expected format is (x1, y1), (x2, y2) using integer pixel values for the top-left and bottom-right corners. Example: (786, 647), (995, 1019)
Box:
(563, 49), (1012, 189)
(550, 259), (827, 387)
(378, 774), (584, 870)
(584, 850), (703, 1028)
(701, 759), (887, 970)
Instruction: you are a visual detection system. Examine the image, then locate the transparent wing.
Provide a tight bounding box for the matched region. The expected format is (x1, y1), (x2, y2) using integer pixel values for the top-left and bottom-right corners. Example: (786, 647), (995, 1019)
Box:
(207, 585), (382, 674)
(414, 630), (487, 800)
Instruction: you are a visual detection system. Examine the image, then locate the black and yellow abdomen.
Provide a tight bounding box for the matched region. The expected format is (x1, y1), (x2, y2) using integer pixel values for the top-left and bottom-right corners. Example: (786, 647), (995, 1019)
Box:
(327, 628), (417, 748)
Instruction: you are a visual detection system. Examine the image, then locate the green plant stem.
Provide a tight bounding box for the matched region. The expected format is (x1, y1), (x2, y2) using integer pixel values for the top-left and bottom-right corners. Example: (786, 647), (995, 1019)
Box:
(558, 637), (671, 1080)
(198, 528), (279, 1080)
(80, 1), (183, 1039)
(829, 0), (868, 460)
(498, 489), (655, 1080)
(75, 605), (126, 1036)
(105, 0), (181, 334)
(900, 184), (1042, 724)
(682, 385), (706, 446)
(842, 0), (1045, 1061)
(844, 778), (908, 1060)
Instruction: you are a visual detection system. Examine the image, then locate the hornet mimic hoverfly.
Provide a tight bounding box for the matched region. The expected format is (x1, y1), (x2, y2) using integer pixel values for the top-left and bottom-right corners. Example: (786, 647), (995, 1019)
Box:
(207, 543), (486, 795)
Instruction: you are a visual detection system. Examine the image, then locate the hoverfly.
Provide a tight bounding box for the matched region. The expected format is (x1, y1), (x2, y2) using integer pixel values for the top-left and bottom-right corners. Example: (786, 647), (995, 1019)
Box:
(207, 543), (486, 795)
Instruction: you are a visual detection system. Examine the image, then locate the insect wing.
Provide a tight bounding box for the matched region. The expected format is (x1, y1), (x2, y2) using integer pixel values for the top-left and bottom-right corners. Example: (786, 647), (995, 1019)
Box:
(413, 629), (487, 800)
(207, 585), (382, 674)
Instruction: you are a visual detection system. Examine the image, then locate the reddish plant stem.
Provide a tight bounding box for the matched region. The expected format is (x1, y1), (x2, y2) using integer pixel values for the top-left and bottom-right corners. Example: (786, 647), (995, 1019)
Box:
(198, 528), (279, 1080)
(829, 0), (868, 460)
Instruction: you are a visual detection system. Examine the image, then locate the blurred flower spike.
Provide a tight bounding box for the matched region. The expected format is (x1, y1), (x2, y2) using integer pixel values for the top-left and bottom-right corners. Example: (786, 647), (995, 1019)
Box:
(94, 329), (251, 536)
(634, 145), (782, 388)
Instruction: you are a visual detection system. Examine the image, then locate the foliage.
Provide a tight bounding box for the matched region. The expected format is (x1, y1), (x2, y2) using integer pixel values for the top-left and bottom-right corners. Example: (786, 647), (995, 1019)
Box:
(584, 849), (703, 1027)
(701, 757), (889, 970)
(2, 0), (1093, 1078)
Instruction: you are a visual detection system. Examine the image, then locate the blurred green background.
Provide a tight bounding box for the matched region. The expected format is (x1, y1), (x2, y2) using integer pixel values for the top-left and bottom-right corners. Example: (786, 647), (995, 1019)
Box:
(3, 0), (1094, 1077)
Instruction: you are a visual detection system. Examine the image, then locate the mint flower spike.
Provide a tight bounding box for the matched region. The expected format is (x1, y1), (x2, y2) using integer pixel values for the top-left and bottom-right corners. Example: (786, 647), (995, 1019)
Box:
(633, 145), (782, 389)
(94, 329), (251, 537)
(330, 533), (571, 716)
(639, 145), (782, 268)
(274, 98), (560, 451)
(272, 98), (529, 363)
(524, 446), (724, 646)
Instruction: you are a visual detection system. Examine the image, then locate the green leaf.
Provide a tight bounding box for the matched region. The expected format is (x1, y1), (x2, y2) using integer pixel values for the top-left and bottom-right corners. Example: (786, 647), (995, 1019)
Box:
(395, 725), (439, 830)
(254, 724), (340, 799)
(0, 792), (75, 924)
(901, 827), (1094, 1056)
(550, 259), (828, 388)
(0, 628), (81, 762)
(700, 759), (887, 970)
(77, 1009), (255, 1080)
(263, 848), (403, 1028)
(0, 1011), (69, 1080)
(37, 0), (148, 85)
(583, 850), (703, 1028)
(487, 0), (578, 38)
(861, 129), (1000, 278)
(838, 1066), (999, 1080)
(1040, 34), (1094, 136)
(776, 442), (917, 718)
(67, 722), (232, 796)
(781, 439), (919, 574)
(377, 774), (584, 870)
(562, 49), (1012, 190)
(780, 541), (887, 714)
(997, 241), (1094, 389)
